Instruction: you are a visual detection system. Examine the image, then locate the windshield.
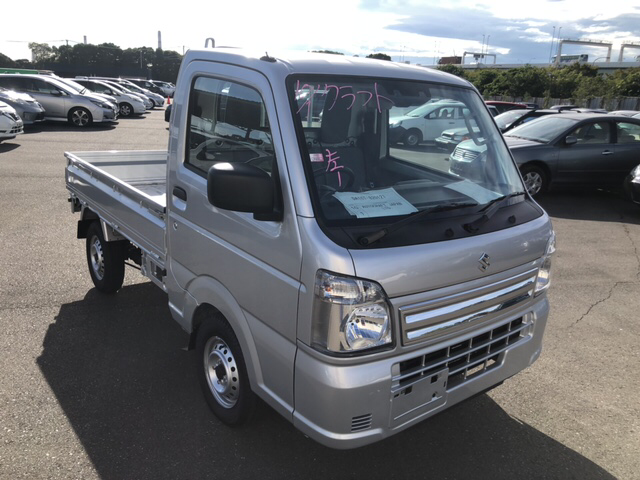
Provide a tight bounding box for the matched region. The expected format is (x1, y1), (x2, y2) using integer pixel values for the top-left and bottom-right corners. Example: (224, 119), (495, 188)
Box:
(289, 75), (526, 235)
(505, 116), (578, 143)
(494, 109), (528, 129)
(59, 78), (87, 94)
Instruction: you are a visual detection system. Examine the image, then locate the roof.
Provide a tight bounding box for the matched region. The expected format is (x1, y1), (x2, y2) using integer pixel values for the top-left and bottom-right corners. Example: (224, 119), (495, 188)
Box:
(182, 48), (474, 89)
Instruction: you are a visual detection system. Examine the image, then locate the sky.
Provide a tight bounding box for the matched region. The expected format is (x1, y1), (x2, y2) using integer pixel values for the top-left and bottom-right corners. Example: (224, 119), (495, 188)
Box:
(2, 0), (640, 66)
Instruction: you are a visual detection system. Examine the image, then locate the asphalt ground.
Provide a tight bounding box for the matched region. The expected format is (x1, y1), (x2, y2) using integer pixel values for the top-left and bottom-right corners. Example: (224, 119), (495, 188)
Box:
(0, 110), (638, 479)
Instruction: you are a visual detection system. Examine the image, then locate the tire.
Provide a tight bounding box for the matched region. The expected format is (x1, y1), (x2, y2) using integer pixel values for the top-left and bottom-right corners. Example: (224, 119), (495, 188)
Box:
(68, 107), (93, 127)
(85, 222), (126, 293)
(196, 313), (255, 425)
(149, 98), (156, 108)
(119, 103), (133, 117)
(403, 129), (422, 147)
(520, 164), (548, 197)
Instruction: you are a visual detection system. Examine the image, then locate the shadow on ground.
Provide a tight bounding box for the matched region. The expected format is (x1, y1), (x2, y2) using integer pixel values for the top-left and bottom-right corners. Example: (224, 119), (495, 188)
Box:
(0, 142), (21, 152)
(537, 189), (640, 225)
(24, 122), (118, 133)
(38, 283), (614, 479)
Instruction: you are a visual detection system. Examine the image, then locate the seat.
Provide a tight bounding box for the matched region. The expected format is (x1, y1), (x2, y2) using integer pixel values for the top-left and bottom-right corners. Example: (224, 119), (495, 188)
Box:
(311, 93), (367, 192)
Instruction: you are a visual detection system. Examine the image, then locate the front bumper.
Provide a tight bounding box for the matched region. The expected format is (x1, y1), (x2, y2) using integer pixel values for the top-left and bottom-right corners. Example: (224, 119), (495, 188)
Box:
(624, 174), (640, 204)
(434, 136), (460, 152)
(293, 295), (549, 449)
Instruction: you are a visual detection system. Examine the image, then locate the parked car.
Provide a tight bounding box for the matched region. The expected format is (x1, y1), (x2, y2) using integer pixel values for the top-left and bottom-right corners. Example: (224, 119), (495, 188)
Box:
(570, 108), (608, 114)
(164, 103), (172, 122)
(116, 80), (165, 108)
(435, 109), (561, 152)
(389, 100), (471, 146)
(96, 80), (153, 110)
(0, 100), (24, 142)
(487, 105), (499, 117)
(494, 109), (561, 133)
(450, 113), (640, 197)
(0, 87), (45, 125)
(74, 79), (146, 117)
(151, 80), (175, 97)
(126, 78), (166, 97)
(484, 101), (528, 114)
(53, 77), (119, 112)
(623, 164), (640, 205)
(0, 74), (118, 127)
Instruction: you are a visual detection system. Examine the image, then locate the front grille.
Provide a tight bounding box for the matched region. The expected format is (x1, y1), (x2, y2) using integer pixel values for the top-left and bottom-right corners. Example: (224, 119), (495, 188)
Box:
(393, 317), (528, 392)
(399, 269), (537, 346)
(451, 147), (480, 162)
(9, 125), (23, 134)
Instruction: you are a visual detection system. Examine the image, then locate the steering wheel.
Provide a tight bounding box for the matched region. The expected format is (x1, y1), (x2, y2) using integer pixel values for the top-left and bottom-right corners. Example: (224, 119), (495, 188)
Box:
(313, 166), (356, 198)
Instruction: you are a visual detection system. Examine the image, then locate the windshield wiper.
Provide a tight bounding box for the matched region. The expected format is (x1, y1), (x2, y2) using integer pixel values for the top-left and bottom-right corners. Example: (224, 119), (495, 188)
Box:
(358, 202), (478, 246)
(463, 192), (526, 233)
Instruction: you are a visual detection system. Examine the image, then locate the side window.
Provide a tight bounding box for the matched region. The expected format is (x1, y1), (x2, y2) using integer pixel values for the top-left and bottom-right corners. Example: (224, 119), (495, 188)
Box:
(186, 77), (275, 176)
(570, 122), (610, 144)
(617, 122), (640, 144)
(32, 79), (59, 95)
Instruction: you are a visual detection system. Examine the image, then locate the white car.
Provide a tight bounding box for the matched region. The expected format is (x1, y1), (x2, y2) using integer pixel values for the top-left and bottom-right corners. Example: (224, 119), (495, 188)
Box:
(389, 100), (471, 146)
(74, 79), (147, 117)
(118, 80), (165, 108)
(0, 100), (24, 143)
(151, 80), (175, 97)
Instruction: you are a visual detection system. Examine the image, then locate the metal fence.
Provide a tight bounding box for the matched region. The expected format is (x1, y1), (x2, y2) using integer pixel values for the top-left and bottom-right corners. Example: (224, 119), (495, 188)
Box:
(486, 95), (640, 111)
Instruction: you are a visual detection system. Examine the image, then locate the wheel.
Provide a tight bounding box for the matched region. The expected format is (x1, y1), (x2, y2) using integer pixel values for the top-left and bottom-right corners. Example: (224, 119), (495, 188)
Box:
(68, 107), (93, 127)
(119, 103), (133, 117)
(196, 313), (255, 425)
(85, 222), (126, 293)
(149, 98), (157, 108)
(520, 164), (548, 197)
(403, 129), (422, 147)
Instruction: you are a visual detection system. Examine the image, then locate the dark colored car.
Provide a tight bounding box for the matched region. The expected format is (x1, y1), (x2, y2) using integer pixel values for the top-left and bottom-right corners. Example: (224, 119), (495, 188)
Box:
(485, 101), (528, 114)
(165, 103), (172, 122)
(494, 109), (560, 133)
(449, 113), (640, 197)
(505, 113), (640, 196)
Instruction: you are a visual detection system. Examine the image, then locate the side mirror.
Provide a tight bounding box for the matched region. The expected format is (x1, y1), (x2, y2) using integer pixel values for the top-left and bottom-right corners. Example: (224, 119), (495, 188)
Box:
(51, 90), (63, 96)
(565, 135), (578, 146)
(207, 162), (282, 221)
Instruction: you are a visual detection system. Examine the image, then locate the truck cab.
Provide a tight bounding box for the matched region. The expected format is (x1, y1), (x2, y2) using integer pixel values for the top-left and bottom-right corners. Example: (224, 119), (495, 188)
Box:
(66, 48), (554, 449)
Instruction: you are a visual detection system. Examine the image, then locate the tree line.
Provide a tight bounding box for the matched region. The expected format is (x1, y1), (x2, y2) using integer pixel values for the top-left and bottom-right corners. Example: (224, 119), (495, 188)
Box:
(437, 63), (640, 101)
(0, 43), (183, 82)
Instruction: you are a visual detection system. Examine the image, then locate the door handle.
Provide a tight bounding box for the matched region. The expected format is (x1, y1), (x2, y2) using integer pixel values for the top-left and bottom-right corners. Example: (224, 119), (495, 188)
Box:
(601, 150), (613, 155)
(172, 186), (187, 201)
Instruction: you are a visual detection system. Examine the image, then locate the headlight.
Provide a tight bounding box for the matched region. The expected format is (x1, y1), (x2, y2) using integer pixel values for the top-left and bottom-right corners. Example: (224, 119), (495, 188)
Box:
(312, 270), (392, 354)
(534, 231), (556, 295)
(90, 100), (109, 109)
(453, 134), (470, 141)
(390, 120), (402, 127)
(631, 165), (640, 182)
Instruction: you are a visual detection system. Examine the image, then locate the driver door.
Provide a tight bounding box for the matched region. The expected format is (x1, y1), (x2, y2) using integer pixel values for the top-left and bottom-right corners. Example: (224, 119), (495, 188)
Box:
(166, 63), (301, 412)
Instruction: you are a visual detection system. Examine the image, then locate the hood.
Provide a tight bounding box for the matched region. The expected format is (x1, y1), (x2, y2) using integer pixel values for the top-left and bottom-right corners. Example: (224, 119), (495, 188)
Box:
(350, 213), (551, 298)
(504, 136), (545, 149)
(0, 89), (37, 103)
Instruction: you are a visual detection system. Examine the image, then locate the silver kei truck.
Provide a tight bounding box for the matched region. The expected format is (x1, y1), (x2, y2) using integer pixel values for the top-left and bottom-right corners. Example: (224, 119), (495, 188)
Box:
(65, 48), (555, 449)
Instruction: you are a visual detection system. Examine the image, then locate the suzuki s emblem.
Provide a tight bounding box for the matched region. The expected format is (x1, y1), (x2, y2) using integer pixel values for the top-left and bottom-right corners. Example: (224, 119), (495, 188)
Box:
(478, 253), (491, 272)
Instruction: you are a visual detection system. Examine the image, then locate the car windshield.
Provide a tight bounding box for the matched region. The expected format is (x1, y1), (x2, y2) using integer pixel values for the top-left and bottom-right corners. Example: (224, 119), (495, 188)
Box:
(289, 75), (525, 233)
(495, 109), (529, 129)
(505, 116), (578, 143)
(60, 78), (87, 94)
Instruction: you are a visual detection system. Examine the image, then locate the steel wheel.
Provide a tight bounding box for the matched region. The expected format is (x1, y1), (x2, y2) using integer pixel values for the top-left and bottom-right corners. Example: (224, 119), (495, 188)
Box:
(89, 236), (105, 281)
(204, 336), (240, 408)
(195, 313), (255, 425)
(69, 107), (92, 127)
(85, 222), (126, 293)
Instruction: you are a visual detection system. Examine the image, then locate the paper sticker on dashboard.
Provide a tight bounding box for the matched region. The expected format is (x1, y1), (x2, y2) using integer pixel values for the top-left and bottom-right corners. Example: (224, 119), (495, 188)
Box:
(333, 188), (418, 218)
